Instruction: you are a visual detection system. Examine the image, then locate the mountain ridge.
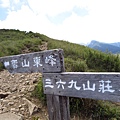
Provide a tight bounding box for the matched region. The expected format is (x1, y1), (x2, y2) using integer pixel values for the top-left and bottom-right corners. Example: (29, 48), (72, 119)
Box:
(88, 40), (120, 54)
(110, 42), (120, 47)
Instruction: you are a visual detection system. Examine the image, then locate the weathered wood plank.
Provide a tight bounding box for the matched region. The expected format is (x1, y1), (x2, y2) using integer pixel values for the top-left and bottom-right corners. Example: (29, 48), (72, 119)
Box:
(59, 96), (70, 120)
(46, 55), (70, 120)
(46, 95), (61, 120)
(0, 49), (64, 73)
(43, 72), (120, 102)
(47, 95), (70, 120)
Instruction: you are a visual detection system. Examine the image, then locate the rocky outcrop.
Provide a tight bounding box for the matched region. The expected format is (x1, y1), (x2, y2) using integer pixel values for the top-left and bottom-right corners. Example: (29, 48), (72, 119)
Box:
(0, 70), (47, 120)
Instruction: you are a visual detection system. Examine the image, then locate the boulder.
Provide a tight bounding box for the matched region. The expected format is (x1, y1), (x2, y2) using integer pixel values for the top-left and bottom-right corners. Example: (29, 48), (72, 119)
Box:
(0, 112), (23, 120)
(23, 98), (39, 115)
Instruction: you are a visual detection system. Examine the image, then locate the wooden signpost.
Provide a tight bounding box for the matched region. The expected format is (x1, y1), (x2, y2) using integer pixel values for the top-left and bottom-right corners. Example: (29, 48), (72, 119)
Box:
(1, 48), (120, 120)
(43, 72), (120, 102)
(0, 49), (64, 73)
(0, 49), (70, 120)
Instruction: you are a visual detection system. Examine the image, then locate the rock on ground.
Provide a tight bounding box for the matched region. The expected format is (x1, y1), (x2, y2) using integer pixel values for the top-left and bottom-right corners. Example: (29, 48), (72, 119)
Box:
(0, 70), (48, 120)
(0, 112), (23, 120)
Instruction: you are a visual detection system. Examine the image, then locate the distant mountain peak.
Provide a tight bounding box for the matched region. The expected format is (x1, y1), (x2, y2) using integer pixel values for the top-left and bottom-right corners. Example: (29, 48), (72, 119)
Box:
(88, 40), (120, 54)
(89, 40), (101, 48)
(91, 40), (98, 43)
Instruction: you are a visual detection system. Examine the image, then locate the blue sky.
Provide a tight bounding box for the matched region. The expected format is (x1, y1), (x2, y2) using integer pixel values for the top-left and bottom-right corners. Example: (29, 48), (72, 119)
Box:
(0, 0), (120, 44)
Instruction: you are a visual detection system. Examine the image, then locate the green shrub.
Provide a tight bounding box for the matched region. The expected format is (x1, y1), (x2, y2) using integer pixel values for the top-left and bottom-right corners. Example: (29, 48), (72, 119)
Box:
(0, 63), (4, 71)
(31, 117), (39, 120)
(32, 78), (46, 105)
(65, 58), (88, 72)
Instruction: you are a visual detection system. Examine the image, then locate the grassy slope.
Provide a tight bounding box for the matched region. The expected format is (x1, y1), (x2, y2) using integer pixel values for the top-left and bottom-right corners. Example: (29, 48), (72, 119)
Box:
(1, 29), (120, 119)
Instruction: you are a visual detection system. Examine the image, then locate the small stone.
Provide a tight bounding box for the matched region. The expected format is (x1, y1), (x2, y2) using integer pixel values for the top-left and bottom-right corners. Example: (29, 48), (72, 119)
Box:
(8, 102), (14, 105)
(11, 108), (16, 111)
(20, 107), (25, 111)
(12, 96), (17, 99)
(11, 87), (17, 92)
(28, 85), (35, 92)
(20, 87), (25, 93)
(2, 99), (9, 104)
(2, 107), (8, 112)
(19, 105), (22, 108)
(20, 75), (25, 78)
(18, 94), (24, 97)
(15, 109), (19, 112)
(11, 75), (15, 78)
(0, 99), (3, 101)
(25, 81), (29, 85)
(19, 80), (23, 83)
(32, 78), (38, 84)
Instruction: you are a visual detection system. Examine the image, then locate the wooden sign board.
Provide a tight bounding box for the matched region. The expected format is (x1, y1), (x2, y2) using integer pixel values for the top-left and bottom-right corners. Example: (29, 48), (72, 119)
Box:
(0, 49), (64, 73)
(43, 72), (120, 102)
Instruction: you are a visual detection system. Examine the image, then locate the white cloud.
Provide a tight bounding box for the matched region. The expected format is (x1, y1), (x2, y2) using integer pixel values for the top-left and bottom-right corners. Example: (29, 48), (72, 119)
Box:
(0, 0), (120, 44)
(14, 0), (20, 4)
(27, 0), (90, 16)
(27, 0), (73, 16)
(0, 4), (55, 35)
(0, 0), (10, 8)
(48, 0), (120, 44)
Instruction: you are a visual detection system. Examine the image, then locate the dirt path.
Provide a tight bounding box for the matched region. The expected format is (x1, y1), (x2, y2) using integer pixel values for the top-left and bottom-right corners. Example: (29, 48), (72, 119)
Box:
(0, 70), (48, 120)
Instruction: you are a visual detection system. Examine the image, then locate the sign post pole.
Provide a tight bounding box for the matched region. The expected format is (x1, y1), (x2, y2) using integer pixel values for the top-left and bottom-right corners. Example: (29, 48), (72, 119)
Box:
(45, 49), (70, 120)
